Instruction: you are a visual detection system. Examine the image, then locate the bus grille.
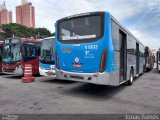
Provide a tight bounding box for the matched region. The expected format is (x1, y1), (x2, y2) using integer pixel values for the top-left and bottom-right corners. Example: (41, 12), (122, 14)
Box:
(3, 69), (15, 73)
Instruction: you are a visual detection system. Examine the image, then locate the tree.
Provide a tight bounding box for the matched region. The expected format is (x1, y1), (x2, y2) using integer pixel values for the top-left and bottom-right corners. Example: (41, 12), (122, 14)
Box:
(27, 27), (36, 38)
(0, 24), (13, 39)
(35, 28), (52, 39)
(51, 32), (55, 37)
(0, 23), (52, 40)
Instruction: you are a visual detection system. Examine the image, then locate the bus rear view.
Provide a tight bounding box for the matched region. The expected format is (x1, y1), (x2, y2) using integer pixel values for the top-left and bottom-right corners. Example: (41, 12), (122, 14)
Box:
(55, 12), (113, 85)
(55, 12), (145, 86)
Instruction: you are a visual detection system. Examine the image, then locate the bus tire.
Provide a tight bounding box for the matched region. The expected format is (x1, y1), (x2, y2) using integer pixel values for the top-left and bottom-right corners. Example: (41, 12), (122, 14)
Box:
(143, 65), (145, 72)
(146, 68), (150, 72)
(127, 69), (134, 86)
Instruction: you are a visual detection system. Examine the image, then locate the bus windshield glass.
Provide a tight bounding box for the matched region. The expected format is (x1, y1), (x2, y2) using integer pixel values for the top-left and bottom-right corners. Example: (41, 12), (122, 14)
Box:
(3, 43), (22, 63)
(58, 15), (103, 42)
(40, 39), (54, 64)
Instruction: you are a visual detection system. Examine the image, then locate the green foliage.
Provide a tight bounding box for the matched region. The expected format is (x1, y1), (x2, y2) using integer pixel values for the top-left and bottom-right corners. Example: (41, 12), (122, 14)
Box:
(35, 28), (51, 39)
(0, 23), (53, 40)
(51, 32), (55, 37)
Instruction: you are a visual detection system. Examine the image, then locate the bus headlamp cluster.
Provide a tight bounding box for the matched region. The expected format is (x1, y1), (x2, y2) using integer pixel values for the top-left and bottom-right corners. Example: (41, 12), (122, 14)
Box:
(16, 65), (23, 69)
(39, 66), (45, 70)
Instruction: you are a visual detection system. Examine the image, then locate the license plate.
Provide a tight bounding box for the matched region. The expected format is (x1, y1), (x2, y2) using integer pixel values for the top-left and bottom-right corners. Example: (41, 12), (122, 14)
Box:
(73, 64), (82, 68)
(47, 71), (54, 75)
(70, 75), (84, 79)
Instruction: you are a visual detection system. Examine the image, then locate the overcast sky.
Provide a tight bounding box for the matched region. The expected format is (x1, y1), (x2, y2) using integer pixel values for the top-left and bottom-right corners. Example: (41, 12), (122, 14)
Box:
(2, 0), (160, 50)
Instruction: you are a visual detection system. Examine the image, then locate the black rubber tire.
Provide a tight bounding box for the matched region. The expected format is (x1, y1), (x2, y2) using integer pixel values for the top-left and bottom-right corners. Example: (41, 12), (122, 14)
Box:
(127, 69), (134, 86)
(146, 68), (151, 72)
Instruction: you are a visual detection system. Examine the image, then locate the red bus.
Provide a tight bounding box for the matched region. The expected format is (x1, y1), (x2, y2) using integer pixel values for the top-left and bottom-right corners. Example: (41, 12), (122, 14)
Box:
(144, 46), (154, 71)
(2, 38), (41, 76)
(156, 48), (160, 72)
(0, 41), (4, 73)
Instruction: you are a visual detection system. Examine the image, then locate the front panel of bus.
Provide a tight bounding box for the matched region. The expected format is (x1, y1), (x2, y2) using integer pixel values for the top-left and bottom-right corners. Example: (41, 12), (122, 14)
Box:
(39, 38), (55, 76)
(0, 44), (3, 73)
(2, 38), (40, 76)
(2, 38), (23, 75)
(55, 12), (114, 84)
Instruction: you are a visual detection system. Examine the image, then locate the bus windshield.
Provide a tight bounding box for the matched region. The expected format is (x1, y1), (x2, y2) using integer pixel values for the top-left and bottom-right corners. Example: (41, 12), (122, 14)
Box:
(3, 43), (22, 63)
(58, 15), (103, 42)
(40, 38), (54, 64)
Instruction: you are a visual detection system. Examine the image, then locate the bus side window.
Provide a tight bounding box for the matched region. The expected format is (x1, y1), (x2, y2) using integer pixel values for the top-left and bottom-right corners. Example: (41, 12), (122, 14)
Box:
(31, 47), (37, 57)
(38, 45), (41, 56)
(111, 21), (120, 51)
(127, 37), (136, 55)
(23, 44), (37, 62)
(27, 47), (30, 56)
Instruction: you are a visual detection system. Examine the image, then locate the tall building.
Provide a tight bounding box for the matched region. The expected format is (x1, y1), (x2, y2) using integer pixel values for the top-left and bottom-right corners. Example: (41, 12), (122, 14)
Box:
(0, 1), (12, 25)
(0, 1), (6, 11)
(16, 0), (35, 28)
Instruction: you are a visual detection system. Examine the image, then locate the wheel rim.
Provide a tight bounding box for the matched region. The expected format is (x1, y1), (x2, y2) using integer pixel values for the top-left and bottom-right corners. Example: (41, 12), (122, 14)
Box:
(130, 73), (133, 83)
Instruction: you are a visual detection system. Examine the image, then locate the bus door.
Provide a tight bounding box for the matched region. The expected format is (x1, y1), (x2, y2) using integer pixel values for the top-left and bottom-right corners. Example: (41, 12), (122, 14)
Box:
(136, 43), (139, 75)
(119, 31), (127, 82)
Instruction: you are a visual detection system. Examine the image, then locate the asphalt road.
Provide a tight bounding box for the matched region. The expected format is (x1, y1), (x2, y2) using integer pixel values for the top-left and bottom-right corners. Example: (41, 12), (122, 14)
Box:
(0, 68), (160, 114)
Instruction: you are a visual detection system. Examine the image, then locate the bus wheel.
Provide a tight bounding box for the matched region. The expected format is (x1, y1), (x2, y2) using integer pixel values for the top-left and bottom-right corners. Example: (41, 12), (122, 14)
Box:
(143, 65), (146, 72)
(127, 69), (134, 86)
(146, 68), (149, 72)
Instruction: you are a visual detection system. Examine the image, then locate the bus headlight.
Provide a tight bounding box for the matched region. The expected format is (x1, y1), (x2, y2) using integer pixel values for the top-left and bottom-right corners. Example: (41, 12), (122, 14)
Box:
(39, 66), (44, 70)
(16, 65), (23, 69)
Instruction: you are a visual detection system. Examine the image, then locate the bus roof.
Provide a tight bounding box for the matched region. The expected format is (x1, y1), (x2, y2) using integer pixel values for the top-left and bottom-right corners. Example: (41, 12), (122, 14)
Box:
(42, 36), (55, 40)
(4, 37), (41, 43)
(57, 11), (105, 22)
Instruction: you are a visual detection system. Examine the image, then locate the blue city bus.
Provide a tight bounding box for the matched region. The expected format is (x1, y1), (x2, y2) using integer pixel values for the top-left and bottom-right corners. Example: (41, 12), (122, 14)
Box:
(55, 12), (145, 86)
(39, 37), (55, 76)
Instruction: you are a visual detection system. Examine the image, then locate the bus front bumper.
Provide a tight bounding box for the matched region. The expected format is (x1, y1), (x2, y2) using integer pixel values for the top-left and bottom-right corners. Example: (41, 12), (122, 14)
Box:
(56, 70), (119, 86)
(39, 67), (55, 77)
(3, 67), (23, 76)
